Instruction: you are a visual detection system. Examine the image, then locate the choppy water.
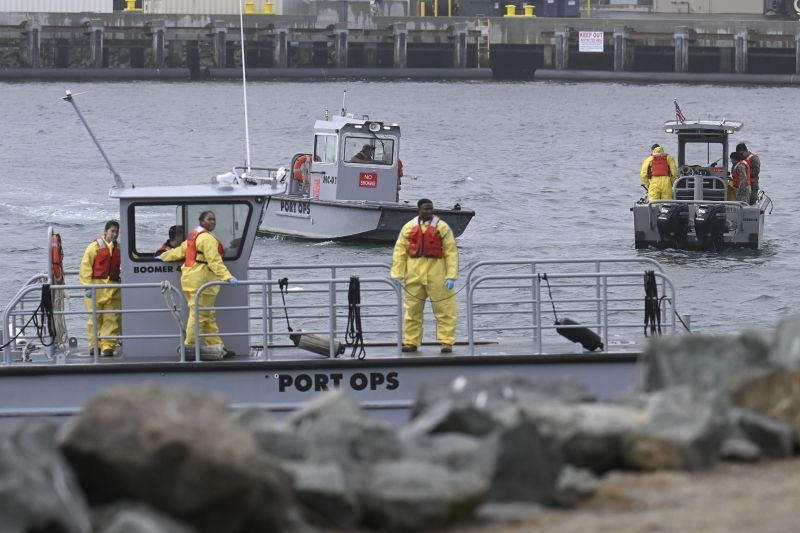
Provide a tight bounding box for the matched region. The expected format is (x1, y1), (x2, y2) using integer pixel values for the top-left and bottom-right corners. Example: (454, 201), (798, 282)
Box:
(0, 80), (796, 333)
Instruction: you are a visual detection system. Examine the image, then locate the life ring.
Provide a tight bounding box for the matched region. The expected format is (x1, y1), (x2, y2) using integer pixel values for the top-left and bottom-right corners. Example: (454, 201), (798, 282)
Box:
(795, 0), (800, 13)
(292, 154), (311, 183)
(51, 233), (65, 285)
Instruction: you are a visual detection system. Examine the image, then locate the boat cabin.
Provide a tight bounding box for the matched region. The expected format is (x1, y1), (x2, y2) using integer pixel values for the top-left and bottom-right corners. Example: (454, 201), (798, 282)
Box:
(289, 114), (402, 203)
(665, 120), (742, 201)
(115, 175), (282, 357)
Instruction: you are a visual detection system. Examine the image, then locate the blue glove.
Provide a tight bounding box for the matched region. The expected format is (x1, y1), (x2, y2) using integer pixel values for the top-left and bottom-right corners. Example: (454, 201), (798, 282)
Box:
(229, 277), (239, 286)
(445, 279), (455, 290)
(85, 289), (92, 298)
(154, 255), (164, 261)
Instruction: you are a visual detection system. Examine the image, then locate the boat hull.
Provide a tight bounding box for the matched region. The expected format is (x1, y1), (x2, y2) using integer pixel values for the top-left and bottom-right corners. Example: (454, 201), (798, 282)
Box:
(632, 200), (765, 251)
(259, 196), (475, 243)
(0, 352), (636, 426)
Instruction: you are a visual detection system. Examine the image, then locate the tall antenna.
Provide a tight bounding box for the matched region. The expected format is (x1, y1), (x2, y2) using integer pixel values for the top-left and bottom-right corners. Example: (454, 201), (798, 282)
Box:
(62, 90), (125, 189)
(341, 90), (347, 116)
(239, 0), (252, 174)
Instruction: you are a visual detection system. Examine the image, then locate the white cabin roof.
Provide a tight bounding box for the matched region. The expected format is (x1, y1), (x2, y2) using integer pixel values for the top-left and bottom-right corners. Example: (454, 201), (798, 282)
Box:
(109, 181), (283, 200)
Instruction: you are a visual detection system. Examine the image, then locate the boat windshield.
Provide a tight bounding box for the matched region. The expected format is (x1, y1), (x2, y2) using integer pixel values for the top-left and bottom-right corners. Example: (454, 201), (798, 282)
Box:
(680, 140), (726, 170)
(343, 136), (394, 165)
(130, 202), (251, 260)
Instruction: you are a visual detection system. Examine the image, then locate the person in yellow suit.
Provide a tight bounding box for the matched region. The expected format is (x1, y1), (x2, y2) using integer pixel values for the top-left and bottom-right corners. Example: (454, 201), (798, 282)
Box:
(79, 220), (121, 356)
(391, 199), (458, 354)
(640, 144), (678, 201)
(158, 211), (238, 359)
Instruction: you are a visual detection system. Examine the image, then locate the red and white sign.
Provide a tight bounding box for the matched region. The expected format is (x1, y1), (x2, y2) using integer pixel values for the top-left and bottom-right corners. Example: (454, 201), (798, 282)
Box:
(312, 178), (320, 199)
(359, 172), (378, 188)
(579, 31), (604, 53)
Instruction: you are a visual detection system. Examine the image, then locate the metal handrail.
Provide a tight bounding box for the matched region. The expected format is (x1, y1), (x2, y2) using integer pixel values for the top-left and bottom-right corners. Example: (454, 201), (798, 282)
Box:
(2, 282), (184, 365)
(467, 270), (677, 355)
(193, 276), (402, 360)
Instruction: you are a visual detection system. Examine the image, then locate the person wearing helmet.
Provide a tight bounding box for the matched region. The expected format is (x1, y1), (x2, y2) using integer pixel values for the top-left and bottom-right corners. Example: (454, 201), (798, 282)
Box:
(640, 144), (678, 202)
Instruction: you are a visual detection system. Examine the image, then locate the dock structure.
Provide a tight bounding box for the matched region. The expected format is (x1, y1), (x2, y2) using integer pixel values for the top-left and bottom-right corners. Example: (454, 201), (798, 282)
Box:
(1, 9), (800, 81)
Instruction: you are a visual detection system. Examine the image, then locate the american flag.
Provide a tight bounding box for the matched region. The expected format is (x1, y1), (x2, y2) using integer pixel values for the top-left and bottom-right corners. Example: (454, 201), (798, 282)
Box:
(674, 99), (686, 124)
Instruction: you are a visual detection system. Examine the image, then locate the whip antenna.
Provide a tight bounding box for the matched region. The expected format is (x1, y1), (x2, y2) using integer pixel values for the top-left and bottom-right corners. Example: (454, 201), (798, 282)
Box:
(341, 90), (347, 116)
(239, 0), (252, 174)
(62, 90), (124, 189)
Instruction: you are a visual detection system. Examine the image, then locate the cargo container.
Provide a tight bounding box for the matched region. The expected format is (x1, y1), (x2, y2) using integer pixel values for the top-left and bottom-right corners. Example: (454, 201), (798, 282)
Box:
(143, 0), (284, 15)
(0, 0), (112, 12)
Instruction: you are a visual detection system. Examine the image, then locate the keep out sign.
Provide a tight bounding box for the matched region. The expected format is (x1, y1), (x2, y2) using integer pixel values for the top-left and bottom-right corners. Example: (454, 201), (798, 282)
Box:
(359, 172), (378, 188)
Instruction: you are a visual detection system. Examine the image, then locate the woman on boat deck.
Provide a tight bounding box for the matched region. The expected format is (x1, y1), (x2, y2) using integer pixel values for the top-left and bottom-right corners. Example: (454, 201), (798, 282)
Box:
(79, 220), (121, 357)
(640, 144), (678, 202)
(158, 211), (238, 359)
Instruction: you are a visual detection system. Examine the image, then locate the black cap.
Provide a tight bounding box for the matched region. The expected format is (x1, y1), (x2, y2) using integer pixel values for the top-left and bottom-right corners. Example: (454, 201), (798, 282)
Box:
(651, 143), (661, 151)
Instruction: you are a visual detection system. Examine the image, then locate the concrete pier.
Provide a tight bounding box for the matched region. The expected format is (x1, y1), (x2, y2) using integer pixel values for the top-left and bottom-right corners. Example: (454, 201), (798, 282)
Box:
(0, 12), (799, 81)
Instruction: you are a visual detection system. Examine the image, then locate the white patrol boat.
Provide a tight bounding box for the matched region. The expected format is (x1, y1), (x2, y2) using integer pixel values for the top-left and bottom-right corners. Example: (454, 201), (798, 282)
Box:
(632, 119), (773, 251)
(0, 94), (686, 426)
(255, 108), (475, 243)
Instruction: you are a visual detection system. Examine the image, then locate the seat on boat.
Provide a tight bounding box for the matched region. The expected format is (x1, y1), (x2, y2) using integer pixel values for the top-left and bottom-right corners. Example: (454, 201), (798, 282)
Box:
(673, 176), (726, 201)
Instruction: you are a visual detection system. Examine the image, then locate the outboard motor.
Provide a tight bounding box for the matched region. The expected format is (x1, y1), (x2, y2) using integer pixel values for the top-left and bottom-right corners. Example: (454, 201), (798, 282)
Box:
(656, 203), (689, 247)
(694, 204), (727, 249)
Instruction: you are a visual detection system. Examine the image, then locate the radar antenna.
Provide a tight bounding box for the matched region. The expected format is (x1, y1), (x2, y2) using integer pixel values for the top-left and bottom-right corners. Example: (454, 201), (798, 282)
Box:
(341, 90), (347, 116)
(62, 90), (124, 189)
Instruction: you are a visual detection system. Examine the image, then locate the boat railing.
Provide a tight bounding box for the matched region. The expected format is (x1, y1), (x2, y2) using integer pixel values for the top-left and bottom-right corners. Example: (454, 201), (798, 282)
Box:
(466, 266), (677, 355)
(194, 276), (402, 359)
(248, 263), (391, 345)
(1, 282), (184, 366)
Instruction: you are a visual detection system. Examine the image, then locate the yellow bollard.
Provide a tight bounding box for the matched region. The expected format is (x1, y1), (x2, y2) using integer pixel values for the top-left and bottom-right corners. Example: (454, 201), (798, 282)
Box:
(523, 4), (535, 16)
(124, 0), (136, 10)
(263, 1), (273, 14)
(244, 1), (255, 14)
(448, 0), (452, 16)
(420, 0), (426, 16)
(504, 4), (516, 16)
(434, 0), (438, 16)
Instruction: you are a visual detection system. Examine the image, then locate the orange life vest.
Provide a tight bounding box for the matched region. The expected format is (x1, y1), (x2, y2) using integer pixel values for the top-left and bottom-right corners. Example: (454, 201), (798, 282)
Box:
(185, 226), (224, 268)
(91, 238), (121, 282)
(408, 216), (443, 258)
(650, 153), (670, 177)
(293, 154), (311, 183)
(51, 233), (65, 285)
(731, 161), (750, 188)
(744, 152), (758, 182)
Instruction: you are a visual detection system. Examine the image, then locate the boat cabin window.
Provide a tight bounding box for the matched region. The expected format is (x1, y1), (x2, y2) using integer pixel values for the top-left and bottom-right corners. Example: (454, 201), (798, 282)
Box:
(129, 202), (251, 260)
(343, 136), (394, 165)
(679, 140), (727, 173)
(314, 134), (337, 163)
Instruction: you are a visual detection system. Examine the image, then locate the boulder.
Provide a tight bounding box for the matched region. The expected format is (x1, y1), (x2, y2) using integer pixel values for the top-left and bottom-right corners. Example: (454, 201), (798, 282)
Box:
(285, 461), (360, 529)
(719, 437), (761, 463)
(554, 465), (599, 508)
(768, 315), (800, 368)
(728, 407), (794, 459)
(232, 408), (307, 461)
(302, 414), (402, 465)
(59, 384), (293, 533)
(285, 389), (364, 427)
(357, 460), (487, 531)
(0, 419), (92, 533)
(401, 432), (495, 479)
(636, 331), (772, 393)
(622, 387), (728, 471)
(93, 502), (195, 533)
(522, 402), (648, 474)
(730, 368), (800, 441)
(488, 420), (564, 504)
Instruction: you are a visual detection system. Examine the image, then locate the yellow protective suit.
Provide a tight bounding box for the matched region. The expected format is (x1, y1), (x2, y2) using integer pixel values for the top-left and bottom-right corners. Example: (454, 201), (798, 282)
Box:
(79, 239), (121, 352)
(640, 147), (678, 202)
(390, 217), (458, 348)
(161, 231), (233, 347)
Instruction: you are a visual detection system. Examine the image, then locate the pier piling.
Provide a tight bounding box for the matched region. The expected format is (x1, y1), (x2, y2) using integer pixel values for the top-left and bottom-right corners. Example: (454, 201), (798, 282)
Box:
(452, 22), (467, 68)
(86, 19), (105, 69)
(393, 23), (407, 68)
(555, 26), (570, 70)
(673, 27), (690, 74)
(212, 21), (227, 68)
(735, 29), (749, 74)
(613, 25), (630, 72)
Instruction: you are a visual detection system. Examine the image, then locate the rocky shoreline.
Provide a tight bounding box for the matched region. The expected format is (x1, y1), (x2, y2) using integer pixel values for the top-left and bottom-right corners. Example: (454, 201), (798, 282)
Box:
(3, 317), (800, 532)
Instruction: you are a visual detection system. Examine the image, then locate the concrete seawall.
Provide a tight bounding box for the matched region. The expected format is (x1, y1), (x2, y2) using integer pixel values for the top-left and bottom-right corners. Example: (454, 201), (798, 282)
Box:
(1, 11), (799, 81)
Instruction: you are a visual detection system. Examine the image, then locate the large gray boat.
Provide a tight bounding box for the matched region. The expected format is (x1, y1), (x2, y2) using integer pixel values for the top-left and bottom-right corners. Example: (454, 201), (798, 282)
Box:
(632, 119), (773, 251)
(0, 94), (684, 426)
(255, 111), (475, 243)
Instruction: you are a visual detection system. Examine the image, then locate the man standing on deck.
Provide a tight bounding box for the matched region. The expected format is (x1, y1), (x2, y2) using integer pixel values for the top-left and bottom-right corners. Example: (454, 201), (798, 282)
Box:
(79, 220), (121, 357)
(737, 143), (761, 205)
(640, 144), (678, 201)
(391, 199), (458, 354)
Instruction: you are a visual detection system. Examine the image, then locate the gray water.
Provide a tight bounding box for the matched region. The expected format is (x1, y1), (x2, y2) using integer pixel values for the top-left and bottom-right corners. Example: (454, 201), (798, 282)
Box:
(0, 80), (796, 333)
